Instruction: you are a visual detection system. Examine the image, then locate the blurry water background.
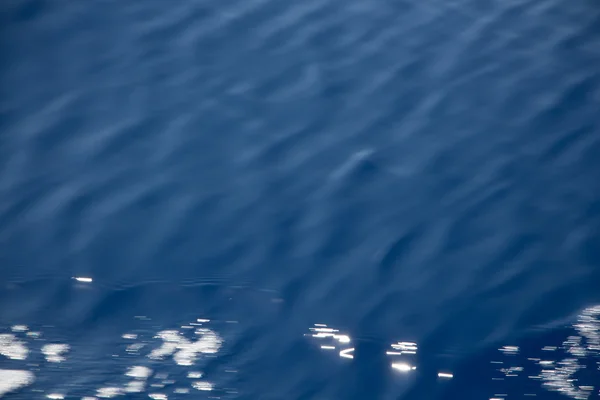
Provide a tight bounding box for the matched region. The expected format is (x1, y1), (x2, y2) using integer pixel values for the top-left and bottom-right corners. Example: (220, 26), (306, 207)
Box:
(1, 0), (600, 399)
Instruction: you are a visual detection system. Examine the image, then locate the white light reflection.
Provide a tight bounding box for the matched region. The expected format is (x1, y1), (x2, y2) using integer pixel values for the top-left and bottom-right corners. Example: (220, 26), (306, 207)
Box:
(42, 344), (69, 363)
(122, 333), (137, 340)
(125, 366), (152, 379)
(72, 276), (93, 283)
(500, 345), (519, 355)
(96, 387), (122, 398)
(192, 381), (213, 391)
(339, 348), (355, 359)
(0, 370), (35, 397)
(307, 324), (352, 352)
(0, 334), (29, 360)
(438, 372), (453, 379)
(389, 341), (418, 355)
(337, 335), (351, 343)
(124, 380), (145, 393)
(391, 362), (416, 372)
(537, 305), (600, 399)
(149, 328), (222, 366)
(11, 325), (28, 333)
(0, 317), (227, 398)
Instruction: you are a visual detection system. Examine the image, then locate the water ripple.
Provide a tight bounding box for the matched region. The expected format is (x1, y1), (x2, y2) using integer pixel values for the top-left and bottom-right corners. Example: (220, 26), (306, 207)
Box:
(2, 0), (600, 398)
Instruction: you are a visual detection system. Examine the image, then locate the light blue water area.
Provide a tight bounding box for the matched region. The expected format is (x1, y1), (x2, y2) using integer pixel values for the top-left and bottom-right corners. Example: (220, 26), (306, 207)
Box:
(1, 0), (600, 398)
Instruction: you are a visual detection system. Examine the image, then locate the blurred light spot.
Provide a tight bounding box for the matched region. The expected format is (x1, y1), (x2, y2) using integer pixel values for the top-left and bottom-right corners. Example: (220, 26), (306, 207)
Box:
(192, 381), (213, 391)
(73, 277), (93, 283)
(0, 334), (29, 360)
(500, 346), (519, 354)
(438, 372), (453, 378)
(0, 370), (35, 397)
(339, 348), (354, 359)
(391, 341), (418, 354)
(47, 394), (64, 399)
(42, 344), (69, 363)
(148, 394), (167, 400)
(122, 334), (137, 340)
(321, 345), (335, 350)
(125, 366), (152, 379)
(337, 335), (351, 344)
(124, 381), (145, 393)
(96, 387), (122, 398)
(11, 325), (28, 333)
(391, 362), (415, 372)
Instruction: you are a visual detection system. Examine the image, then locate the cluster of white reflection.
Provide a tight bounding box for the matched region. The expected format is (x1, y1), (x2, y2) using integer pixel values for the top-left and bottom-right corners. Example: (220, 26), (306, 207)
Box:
(309, 305), (600, 397)
(536, 305), (600, 400)
(308, 325), (436, 376)
(488, 305), (600, 400)
(0, 318), (221, 398)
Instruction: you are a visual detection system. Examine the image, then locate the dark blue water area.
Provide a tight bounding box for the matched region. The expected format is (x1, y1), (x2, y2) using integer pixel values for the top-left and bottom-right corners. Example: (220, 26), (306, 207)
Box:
(2, 0), (600, 398)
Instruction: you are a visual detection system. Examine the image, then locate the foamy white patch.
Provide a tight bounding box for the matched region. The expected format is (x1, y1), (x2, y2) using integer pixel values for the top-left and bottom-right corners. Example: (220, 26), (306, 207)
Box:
(148, 394), (167, 399)
(11, 325), (28, 333)
(46, 393), (64, 399)
(125, 366), (152, 379)
(126, 343), (145, 353)
(122, 334), (137, 340)
(124, 380), (145, 393)
(0, 370), (35, 397)
(539, 305), (600, 399)
(192, 381), (213, 391)
(192, 329), (222, 354)
(149, 329), (222, 366)
(96, 387), (123, 398)
(149, 331), (181, 360)
(42, 344), (70, 363)
(0, 334), (29, 360)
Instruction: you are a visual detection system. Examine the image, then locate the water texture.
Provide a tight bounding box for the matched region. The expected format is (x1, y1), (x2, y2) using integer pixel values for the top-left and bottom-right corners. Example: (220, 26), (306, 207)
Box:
(1, 0), (600, 398)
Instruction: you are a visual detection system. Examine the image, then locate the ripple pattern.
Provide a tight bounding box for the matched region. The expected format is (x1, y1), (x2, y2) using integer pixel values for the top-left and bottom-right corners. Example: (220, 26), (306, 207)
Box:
(2, 0), (600, 398)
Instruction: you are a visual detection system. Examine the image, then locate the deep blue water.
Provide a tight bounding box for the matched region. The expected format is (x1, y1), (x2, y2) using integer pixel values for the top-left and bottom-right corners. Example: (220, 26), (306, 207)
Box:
(1, 0), (600, 398)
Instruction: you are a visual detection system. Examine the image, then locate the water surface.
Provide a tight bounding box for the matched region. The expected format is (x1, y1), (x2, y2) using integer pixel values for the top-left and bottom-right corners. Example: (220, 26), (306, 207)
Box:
(1, 0), (600, 398)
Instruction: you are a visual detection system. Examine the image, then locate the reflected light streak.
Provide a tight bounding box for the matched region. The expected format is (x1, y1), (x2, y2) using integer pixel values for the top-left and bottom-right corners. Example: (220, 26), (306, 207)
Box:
(72, 277), (93, 283)
(391, 362), (416, 372)
(339, 348), (355, 359)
